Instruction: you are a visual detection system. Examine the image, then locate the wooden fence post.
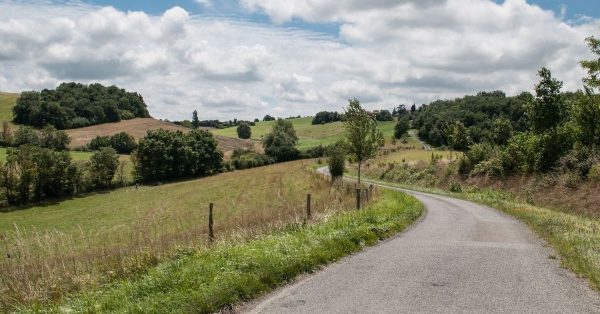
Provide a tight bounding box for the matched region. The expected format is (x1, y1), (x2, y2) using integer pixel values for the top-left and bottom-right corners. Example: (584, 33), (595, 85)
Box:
(306, 193), (312, 220)
(208, 203), (215, 243)
(356, 188), (361, 209)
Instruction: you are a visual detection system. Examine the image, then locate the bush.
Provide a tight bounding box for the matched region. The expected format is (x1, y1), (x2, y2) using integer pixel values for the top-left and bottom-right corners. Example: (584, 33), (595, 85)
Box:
(230, 150), (275, 170)
(327, 142), (346, 178)
(588, 164), (600, 182)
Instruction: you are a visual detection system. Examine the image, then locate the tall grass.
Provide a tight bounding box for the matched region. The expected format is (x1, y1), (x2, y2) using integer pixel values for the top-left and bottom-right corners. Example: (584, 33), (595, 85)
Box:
(36, 190), (423, 313)
(0, 161), (361, 310)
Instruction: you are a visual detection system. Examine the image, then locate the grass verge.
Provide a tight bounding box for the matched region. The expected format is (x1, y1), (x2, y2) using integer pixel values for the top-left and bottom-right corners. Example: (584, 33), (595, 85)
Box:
(30, 190), (422, 313)
(353, 174), (600, 292)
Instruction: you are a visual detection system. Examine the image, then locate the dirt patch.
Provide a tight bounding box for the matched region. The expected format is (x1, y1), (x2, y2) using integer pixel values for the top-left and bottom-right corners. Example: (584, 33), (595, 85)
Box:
(65, 118), (258, 155)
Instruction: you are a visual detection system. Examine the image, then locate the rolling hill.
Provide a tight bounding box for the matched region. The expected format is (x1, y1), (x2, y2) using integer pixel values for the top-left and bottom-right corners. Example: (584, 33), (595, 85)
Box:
(212, 116), (397, 150)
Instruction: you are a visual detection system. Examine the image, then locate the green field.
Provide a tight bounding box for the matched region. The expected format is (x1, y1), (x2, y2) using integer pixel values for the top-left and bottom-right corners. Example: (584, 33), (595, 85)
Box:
(0, 92), (18, 122)
(0, 160), (357, 309)
(212, 117), (396, 150)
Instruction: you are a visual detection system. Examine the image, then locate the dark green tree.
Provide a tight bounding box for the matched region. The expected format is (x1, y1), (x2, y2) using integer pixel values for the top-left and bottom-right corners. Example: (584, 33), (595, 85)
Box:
(263, 119), (299, 161)
(110, 132), (137, 154)
(394, 116), (410, 139)
(237, 123), (252, 139)
(527, 68), (567, 133)
(89, 147), (119, 188)
(192, 110), (200, 129)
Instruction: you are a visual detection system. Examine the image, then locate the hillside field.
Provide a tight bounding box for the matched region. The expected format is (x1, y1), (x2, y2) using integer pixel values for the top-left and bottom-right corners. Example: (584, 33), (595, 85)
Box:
(0, 160), (357, 309)
(65, 118), (256, 155)
(212, 117), (397, 150)
(0, 92), (18, 122)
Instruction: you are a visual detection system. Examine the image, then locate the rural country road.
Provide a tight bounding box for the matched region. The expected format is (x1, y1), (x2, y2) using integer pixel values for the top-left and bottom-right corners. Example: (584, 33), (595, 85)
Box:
(246, 168), (600, 313)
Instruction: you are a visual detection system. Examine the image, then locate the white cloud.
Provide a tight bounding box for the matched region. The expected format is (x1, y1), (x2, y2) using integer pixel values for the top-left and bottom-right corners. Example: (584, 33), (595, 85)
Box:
(0, 0), (598, 121)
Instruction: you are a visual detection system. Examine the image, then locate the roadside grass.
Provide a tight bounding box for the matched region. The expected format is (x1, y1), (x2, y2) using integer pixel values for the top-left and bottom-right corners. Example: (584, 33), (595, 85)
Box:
(0, 92), (18, 122)
(33, 189), (423, 313)
(376, 149), (456, 164)
(352, 174), (600, 292)
(212, 117), (396, 150)
(0, 160), (359, 310)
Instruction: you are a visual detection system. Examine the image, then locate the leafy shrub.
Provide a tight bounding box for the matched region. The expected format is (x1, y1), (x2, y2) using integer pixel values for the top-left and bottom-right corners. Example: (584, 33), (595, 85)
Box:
(449, 181), (462, 192)
(327, 142), (346, 178)
(588, 164), (600, 182)
(230, 149), (275, 170)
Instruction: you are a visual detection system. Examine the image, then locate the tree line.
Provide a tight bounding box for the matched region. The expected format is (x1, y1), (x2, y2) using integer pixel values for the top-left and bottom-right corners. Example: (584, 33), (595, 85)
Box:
(418, 36), (600, 181)
(13, 82), (150, 129)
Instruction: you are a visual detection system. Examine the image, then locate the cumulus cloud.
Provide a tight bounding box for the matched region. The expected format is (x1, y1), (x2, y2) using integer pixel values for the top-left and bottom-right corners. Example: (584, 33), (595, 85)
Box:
(0, 0), (599, 120)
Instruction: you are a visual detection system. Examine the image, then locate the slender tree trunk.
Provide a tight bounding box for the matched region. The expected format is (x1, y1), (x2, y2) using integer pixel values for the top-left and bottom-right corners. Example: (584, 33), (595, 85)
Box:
(358, 160), (362, 186)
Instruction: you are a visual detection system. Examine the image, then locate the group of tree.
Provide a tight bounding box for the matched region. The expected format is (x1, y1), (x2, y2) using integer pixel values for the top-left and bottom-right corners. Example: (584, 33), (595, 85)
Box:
(450, 36), (600, 180)
(312, 111), (344, 125)
(374, 110), (393, 121)
(0, 124), (70, 150)
(133, 129), (223, 182)
(392, 104), (416, 117)
(263, 119), (300, 162)
(412, 90), (530, 149)
(0, 145), (120, 205)
(173, 110), (257, 129)
(13, 82), (150, 129)
(263, 115), (276, 121)
(89, 132), (137, 154)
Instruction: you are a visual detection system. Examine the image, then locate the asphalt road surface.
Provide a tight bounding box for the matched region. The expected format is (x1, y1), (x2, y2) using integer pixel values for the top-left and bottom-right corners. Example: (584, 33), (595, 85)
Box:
(246, 172), (600, 313)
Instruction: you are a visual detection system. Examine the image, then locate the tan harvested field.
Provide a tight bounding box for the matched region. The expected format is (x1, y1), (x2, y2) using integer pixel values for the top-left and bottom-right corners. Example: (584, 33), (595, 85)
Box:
(65, 118), (257, 154)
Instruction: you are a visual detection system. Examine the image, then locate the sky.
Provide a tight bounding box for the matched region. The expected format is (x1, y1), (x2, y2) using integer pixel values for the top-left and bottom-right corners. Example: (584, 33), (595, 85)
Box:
(1, 0), (599, 121)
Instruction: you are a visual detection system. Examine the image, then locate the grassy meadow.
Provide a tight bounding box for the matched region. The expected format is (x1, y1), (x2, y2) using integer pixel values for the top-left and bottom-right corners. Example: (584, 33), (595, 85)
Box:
(212, 117), (397, 150)
(0, 160), (363, 310)
(0, 92), (18, 122)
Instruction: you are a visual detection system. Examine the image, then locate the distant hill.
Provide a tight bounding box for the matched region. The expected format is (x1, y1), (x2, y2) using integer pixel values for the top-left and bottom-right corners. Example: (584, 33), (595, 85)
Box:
(0, 92), (19, 122)
(65, 118), (257, 155)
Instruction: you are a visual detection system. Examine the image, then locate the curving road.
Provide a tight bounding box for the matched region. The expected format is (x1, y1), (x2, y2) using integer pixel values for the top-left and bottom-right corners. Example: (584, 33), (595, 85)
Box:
(246, 170), (600, 313)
